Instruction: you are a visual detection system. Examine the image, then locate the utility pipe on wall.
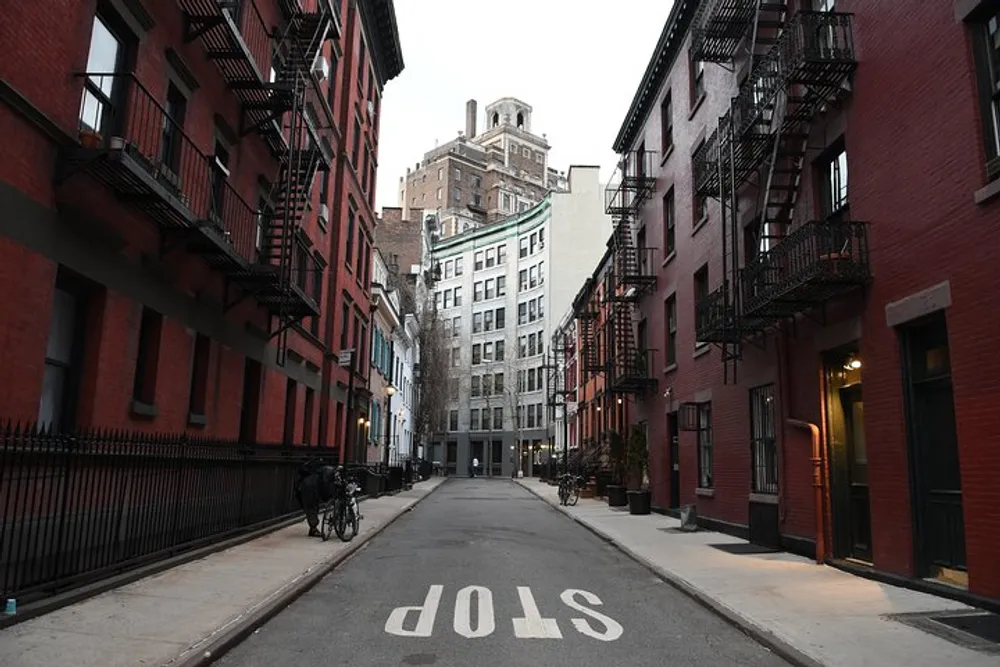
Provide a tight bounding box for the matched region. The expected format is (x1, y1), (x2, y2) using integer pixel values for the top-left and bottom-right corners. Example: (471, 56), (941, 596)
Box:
(787, 418), (825, 565)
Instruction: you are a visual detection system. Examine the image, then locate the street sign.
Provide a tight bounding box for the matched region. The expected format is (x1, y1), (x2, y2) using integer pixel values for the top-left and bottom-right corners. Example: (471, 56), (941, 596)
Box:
(338, 349), (355, 367)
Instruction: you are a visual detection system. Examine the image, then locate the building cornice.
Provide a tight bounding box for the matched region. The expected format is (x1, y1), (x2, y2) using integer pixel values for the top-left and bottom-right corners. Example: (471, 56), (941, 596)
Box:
(612, 0), (696, 154)
(432, 198), (551, 255)
(358, 0), (404, 87)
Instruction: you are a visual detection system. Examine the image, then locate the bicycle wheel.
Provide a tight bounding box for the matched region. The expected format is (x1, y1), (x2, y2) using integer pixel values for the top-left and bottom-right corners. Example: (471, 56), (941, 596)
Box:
(350, 500), (360, 538)
(557, 483), (568, 506)
(568, 483), (581, 507)
(338, 503), (356, 543)
(320, 502), (335, 541)
(333, 499), (349, 540)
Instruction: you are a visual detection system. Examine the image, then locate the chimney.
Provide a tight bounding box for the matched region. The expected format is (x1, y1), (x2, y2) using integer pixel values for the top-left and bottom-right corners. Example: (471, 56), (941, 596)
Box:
(465, 99), (477, 139)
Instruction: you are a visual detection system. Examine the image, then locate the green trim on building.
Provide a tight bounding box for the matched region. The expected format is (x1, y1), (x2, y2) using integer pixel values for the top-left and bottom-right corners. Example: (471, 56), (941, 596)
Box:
(432, 198), (551, 259)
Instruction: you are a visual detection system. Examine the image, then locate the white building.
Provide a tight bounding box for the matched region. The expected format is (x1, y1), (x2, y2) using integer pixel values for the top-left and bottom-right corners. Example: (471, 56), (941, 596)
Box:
(428, 166), (610, 476)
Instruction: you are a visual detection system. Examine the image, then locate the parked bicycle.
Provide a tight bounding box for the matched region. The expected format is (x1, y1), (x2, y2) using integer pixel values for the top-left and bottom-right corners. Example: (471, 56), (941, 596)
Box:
(320, 468), (363, 542)
(557, 473), (583, 507)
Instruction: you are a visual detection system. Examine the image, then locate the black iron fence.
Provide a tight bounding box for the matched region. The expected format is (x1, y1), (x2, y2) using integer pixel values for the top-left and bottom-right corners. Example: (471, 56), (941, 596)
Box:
(0, 422), (342, 606)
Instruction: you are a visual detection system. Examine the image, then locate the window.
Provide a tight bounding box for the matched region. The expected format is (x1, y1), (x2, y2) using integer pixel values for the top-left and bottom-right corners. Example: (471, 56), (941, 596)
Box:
(697, 403), (713, 488)
(39, 286), (81, 432)
(341, 302), (350, 349)
(161, 84), (187, 173)
(690, 52), (705, 105)
(481, 408), (491, 431)
(663, 188), (675, 257)
(454, 287), (462, 306)
(188, 333), (211, 419)
(474, 251), (484, 271)
(451, 347), (460, 367)
(453, 167), (461, 180)
(470, 409), (480, 430)
(495, 340), (505, 361)
(822, 146), (849, 217)
(693, 143), (708, 222)
(493, 407), (503, 429)
(519, 269), (528, 292)
(474, 281), (483, 302)
(80, 14), (129, 135)
(473, 312), (483, 333)
(352, 118), (361, 165)
(494, 373), (504, 393)
(973, 11), (1000, 179)
(444, 260), (454, 279)
(495, 307), (506, 329)
(355, 226), (364, 274)
(483, 342), (494, 362)
(449, 410), (459, 431)
(694, 265), (709, 346)
(453, 188), (462, 202)
(498, 245), (507, 264)
(750, 384), (778, 494)
(496, 276), (506, 297)
(452, 316), (461, 337)
(436, 187), (442, 200)
(472, 344), (482, 365)
(519, 237), (528, 258)
(518, 302), (528, 325)
(660, 90), (673, 154)
(665, 295), (677, 367)
(485, 278), (495, 300)
(437, 167), (443, 180)
(471, 376), (481, 397)
(444, 290), (453, 309)
(485, 248), (495, 267)
(345, 207), (356, 267)
(133, 307), (163, 406)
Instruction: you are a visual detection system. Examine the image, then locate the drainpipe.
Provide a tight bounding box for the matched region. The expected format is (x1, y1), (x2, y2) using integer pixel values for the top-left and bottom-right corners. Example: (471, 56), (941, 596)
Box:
(787, 418), (825, 565)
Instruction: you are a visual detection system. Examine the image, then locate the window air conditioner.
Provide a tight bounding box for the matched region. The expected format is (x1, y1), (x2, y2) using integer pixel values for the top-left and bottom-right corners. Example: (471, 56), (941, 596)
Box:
(367, 100), (375, 119)
(318, 203), (329, 226)
(312, 55), (330, 81)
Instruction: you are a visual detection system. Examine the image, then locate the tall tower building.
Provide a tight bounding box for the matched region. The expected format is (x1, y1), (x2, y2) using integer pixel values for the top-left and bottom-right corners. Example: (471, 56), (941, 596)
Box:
(398, 98), (568, 239)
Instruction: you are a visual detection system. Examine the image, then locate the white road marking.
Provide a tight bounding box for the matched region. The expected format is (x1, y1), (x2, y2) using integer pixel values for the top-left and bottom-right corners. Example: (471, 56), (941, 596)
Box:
(453, 585), (496, 638)
(512, 586), (563, 639)
(560, 589), (624, 642)
(384, 585), (443, 637)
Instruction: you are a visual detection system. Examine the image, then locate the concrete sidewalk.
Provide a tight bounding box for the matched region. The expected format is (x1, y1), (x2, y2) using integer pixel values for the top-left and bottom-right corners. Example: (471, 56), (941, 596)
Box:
(519, 478), (996, 667)
(0, 476), (448, 667)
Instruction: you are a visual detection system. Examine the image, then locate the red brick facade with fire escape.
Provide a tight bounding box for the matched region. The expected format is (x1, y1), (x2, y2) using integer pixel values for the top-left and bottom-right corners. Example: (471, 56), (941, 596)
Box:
(0, 0), (401, 460)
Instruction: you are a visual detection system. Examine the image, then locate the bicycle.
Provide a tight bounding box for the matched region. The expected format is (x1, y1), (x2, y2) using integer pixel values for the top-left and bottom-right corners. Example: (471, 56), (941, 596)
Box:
(557, 473), (583, 507)
(320, 471), (362, 542)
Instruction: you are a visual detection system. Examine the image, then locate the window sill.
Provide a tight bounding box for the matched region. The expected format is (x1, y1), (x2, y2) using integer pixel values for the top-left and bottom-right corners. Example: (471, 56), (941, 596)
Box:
(659, 144), (675, 167)
(693, 344), (711, 359)
(692, 215), (709, 236)
(662, 363), (678, 375)
(661, 250), (677, 268)
(973, 177), (1000, 206)
(130, 399), (158, 419)
(688, 94), (707, 121)
(187, 412), (207, 428)
(695, 487), (715, 498)
(749, 492), (778, 505)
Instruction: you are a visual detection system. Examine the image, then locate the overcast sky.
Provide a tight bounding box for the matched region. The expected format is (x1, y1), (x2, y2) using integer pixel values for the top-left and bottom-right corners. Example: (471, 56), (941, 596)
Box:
(374, 0), (676, 213)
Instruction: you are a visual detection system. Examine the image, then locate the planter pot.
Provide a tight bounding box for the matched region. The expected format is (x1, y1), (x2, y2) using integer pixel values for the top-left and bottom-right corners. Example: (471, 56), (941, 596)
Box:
(79, 129), (102, 149)
(606, 484), (627, 507)
(580, 481), (596, 499)
(627, 490), (652, 515)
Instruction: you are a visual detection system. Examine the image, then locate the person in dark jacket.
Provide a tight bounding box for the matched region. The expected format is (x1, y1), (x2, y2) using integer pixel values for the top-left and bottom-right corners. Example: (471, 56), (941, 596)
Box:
(296, 458), (336, 537)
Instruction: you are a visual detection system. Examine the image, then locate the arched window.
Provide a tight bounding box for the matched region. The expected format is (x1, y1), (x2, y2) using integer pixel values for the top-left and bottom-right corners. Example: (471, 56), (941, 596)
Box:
(492, 112), (499, 127)
(516, 112), (524, 129)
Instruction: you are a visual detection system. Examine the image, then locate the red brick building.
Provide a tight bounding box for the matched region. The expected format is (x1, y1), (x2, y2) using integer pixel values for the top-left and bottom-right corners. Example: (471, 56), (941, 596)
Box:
(599, 0), (1000, 604)
(0, 0), (402, 461)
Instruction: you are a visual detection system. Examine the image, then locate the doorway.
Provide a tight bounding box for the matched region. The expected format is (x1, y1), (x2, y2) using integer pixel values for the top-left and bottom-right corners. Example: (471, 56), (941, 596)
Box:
(667, 412), (680, 508)
(824, 346), (872, 562)
(900, 314), (966, 581)
(239, 358), (262, 443)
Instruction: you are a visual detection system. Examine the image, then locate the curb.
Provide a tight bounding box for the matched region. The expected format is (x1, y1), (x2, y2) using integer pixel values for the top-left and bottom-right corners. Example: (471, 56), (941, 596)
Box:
(517, 481), (824, 667)
(169, 478), (449, 667)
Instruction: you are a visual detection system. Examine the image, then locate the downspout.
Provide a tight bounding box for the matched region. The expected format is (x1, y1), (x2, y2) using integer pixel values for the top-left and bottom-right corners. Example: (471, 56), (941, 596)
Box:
(787, 418), (825, 565)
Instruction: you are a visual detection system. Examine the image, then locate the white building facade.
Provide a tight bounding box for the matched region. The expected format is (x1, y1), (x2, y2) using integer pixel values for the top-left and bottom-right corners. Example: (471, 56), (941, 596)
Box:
(428, 166), (610, 476)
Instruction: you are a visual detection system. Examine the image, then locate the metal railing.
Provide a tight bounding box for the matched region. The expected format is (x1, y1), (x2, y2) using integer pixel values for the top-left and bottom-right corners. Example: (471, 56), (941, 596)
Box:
(77, 72), (261, 264)
(740, 220), (870, 317)
(0, 421), (330, 605)
(176, 0), (274, 82)
(690, 0), (758, 63)
(609, 348), (654, 387)
(693, 128), (721, 197)
(750, 384), (778, 494)
(695, 284), (735, 343)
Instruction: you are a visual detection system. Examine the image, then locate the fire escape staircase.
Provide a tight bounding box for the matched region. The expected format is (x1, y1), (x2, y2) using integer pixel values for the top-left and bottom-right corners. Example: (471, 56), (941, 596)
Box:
(604, 151), (658, 395)
(691, 8), (862, 382)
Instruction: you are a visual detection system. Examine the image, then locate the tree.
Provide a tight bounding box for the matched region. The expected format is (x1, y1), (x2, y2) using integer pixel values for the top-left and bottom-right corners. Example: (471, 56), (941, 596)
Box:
(413, 294), (449, 456)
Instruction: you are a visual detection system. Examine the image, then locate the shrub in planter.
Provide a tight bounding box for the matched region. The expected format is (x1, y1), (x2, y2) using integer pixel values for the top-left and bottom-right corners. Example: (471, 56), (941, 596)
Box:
(626, 423), (651, 515)
(605, 429), (628, 507)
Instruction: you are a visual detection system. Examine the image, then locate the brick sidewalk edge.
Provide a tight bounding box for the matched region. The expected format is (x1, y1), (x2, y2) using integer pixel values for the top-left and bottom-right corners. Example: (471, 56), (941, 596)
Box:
(516, 480), (824, 667)
(167, 478), (451, 667)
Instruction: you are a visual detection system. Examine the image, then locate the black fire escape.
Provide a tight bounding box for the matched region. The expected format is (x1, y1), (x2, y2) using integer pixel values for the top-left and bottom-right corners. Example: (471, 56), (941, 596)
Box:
(603, 150), (658, 395)
(691, 5), (867, 382)
(57, 0), (341, 367)
(573, 278), (603, 376)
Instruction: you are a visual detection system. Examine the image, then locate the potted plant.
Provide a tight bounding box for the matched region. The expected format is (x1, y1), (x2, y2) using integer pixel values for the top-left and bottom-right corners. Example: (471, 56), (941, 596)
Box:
(626, 424), (652, 515)
(605, 429), (628, 507)
(79, 127), (103, 148)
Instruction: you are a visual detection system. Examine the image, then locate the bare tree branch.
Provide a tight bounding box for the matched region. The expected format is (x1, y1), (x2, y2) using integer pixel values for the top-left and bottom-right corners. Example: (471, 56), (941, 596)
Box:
(414, 295), (449, 448)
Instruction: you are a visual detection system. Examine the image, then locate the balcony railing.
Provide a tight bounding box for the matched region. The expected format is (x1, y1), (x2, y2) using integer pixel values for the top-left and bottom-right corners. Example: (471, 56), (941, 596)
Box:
(741, 220), (870, 319)
(695, 284), (738, 344)
(693, 128), (721, 198)
(730, 12), (857, 142)
(608, 348), (656, 394)
(690, 0), (758, 63)
(604, 149), (657, 216)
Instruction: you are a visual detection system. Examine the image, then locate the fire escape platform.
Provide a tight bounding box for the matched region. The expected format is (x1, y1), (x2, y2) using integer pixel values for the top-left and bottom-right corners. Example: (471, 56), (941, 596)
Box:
(741, 220), (870, 320)
(691, 0), (769, 63)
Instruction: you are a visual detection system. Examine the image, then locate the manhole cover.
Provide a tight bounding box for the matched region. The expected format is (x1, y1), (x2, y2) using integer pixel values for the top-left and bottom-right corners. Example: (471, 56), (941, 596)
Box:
(709, 542), (779, 555)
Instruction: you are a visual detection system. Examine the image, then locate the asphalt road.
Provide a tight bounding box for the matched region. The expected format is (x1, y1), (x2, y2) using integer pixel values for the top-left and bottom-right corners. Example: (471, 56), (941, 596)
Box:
(216, 478), (791, 667)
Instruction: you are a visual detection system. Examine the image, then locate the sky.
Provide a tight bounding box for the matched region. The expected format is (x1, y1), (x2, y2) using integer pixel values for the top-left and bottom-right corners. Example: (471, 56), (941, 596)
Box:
(374, 0), (676, 213)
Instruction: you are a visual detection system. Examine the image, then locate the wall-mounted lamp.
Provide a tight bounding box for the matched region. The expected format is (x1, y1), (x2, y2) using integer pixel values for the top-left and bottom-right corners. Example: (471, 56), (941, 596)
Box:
(844, 355), (862, 371)
(617, 397), (623, 405)
(357, 417), (366, 425)
(386, 385), (396, 397)
(364, 419), (371, 428)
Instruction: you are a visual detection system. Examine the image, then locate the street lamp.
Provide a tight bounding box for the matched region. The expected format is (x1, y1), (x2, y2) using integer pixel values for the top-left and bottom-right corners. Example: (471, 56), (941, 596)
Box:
(385, 384), (396, 468)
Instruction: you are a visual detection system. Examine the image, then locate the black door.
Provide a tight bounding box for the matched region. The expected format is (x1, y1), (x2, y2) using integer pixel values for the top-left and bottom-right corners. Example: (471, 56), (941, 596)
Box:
(839, 384), (872, 561)
(668, 413), (680, 508)
(902, 316), (966, 574)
